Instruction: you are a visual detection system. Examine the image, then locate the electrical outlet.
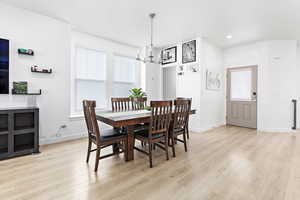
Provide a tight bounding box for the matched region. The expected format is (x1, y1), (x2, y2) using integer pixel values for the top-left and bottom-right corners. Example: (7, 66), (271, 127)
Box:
(60, 125), (67, 129)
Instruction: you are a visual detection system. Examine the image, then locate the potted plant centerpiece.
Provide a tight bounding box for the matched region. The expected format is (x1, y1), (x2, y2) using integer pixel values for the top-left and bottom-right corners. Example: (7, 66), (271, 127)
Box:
(129, 88), (150, 110)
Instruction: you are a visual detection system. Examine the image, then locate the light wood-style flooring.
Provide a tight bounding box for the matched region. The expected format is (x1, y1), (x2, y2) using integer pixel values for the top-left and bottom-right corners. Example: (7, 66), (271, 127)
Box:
(1, 126), (300, 200)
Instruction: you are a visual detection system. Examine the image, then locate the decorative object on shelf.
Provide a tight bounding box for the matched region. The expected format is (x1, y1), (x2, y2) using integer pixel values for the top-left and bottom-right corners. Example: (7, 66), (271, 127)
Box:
(18, 48), (34, 56)
(12, 81), (41, 95)
(161, 46), (177, 65)
(177, 65), (184, 76)
(13, 81), (28, 94)
(182, 40), (196, 64)
(129, 88), (147, 98)
(31, 66), (52, 74)
(206, 70), (221, 91)
(189, 65), (200, 73)
(136, 13), (160, 64)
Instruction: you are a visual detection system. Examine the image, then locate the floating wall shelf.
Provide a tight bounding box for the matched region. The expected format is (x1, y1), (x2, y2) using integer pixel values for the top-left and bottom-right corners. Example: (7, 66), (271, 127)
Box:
(12, 89), (42, 96)
(31, 67), (52, 74)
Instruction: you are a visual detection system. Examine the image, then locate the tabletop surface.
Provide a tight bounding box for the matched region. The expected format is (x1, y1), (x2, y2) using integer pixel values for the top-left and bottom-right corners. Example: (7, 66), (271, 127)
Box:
(96, 110), (151, 121)
(96, 109), (196, 122)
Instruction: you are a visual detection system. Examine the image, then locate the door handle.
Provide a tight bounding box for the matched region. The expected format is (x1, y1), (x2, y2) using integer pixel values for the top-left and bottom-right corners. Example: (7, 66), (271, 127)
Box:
(252, 92), (257, 100)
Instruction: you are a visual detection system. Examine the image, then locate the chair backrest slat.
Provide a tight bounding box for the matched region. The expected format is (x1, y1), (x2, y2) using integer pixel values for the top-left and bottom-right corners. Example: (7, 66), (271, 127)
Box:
(111, 97), (131, 112)
(150, 101), (172, 137)
(132, 97), (147, 110)
(173, 99), (191, 130)
(83, 100), (101, 143)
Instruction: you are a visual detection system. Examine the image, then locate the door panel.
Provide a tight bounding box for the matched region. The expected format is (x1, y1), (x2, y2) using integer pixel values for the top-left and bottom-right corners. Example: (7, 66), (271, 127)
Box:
(227, 66), (257, 128)
(163, 67), (176, 99)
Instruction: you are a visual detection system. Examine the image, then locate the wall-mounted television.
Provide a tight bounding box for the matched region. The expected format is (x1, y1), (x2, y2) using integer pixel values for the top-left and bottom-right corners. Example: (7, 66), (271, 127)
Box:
(0, 39), (9, 94)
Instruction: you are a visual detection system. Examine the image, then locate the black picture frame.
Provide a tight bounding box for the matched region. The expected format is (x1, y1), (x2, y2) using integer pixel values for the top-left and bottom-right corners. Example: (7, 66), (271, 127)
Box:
(161, 46), (177, 65)
(182, 40), (196, 64)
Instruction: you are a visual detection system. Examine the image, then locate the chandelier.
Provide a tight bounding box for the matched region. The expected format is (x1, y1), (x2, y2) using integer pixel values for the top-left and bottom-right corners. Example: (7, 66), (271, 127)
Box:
(136, 13), (160, 64)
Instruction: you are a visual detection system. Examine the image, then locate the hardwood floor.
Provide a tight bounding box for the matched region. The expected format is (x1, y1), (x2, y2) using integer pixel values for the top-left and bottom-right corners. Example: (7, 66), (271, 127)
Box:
(1, 125), (300, 200)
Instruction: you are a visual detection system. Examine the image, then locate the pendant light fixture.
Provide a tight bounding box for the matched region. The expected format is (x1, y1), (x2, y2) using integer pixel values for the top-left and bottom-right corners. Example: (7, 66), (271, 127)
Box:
(136, 13), (160, 64)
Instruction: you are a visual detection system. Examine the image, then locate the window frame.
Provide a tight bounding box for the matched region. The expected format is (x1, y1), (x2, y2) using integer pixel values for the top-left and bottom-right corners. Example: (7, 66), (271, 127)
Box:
(70, 46), (142, 118)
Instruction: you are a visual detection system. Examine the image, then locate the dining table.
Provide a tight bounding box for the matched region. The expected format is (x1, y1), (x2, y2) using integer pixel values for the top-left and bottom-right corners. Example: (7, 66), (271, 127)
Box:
(96, 109), (196, 162)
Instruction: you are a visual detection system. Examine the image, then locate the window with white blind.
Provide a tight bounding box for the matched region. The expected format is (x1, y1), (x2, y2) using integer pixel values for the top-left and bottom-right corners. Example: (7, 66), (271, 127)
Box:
(74, 47), (107, 111)
(112, 55), (138, 97)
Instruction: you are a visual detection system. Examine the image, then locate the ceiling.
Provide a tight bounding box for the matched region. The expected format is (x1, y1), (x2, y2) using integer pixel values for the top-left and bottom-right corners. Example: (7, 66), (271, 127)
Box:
(1, 0), (300, 48)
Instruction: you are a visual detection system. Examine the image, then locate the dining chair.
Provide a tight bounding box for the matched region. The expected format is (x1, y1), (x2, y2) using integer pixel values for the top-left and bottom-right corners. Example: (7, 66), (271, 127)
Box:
(131, 97), (149, 145)
(131, 97), (147, 110)
(111, 97), (132, 112)
(134, 100), (172, 168)
(83, 100), (127, 172)
(176, 97), (192, 139)
(169, 99), (191, 157)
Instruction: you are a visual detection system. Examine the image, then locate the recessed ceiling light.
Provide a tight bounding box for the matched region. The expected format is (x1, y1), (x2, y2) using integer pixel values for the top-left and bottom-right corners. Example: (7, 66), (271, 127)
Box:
(226, 35), (233, 39)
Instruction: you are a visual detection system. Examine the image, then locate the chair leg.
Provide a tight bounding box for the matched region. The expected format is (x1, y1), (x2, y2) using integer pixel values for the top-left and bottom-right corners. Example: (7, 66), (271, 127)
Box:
(165, 136), (169, 161)
(183, 132), (188, 152)
(94, 147), (101, 172)
(86, 140), (92, 163)
(186, 126), (190, 139)
(171, 134), (176, 157)
(113, 143), (120, 155)
(148, 143), (153, 168)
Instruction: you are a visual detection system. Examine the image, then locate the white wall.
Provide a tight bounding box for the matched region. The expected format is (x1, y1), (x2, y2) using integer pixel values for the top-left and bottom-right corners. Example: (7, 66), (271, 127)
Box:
(199, 40), (225, 131)
(161, 38), (225, 132)
(0, 3), (140, 144)
(0, 3), (74, 144)
(144, 47), (162, 101)
(224, 40), (298, 132)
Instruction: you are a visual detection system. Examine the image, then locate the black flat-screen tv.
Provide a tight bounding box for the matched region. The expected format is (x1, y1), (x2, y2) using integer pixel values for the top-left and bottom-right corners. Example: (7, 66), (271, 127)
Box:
(0, 39), (9, 94)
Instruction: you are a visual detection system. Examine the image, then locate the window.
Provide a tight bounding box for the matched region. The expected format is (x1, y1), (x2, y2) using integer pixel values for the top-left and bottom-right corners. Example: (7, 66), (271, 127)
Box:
(75, 47), (107, 111)
(112, 55), (138, 97)
(230, 69), (252, 101)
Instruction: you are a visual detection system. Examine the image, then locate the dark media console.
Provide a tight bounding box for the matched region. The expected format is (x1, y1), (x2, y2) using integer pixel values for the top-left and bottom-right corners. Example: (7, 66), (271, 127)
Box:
(0, 107), (39, 160)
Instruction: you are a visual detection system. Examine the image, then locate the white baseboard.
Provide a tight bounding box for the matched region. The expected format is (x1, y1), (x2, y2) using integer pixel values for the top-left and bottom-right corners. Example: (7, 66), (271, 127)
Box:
(257, 128), (297, 133)
(40, 132), (87, 145)
(191, 123), (226, 133)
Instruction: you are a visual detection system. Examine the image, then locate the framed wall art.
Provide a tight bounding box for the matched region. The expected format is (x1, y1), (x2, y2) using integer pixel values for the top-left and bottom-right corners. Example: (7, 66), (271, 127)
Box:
(161, 46), (177, 65)
(206, 70), (221, 91)
(182, 40), (196, 64)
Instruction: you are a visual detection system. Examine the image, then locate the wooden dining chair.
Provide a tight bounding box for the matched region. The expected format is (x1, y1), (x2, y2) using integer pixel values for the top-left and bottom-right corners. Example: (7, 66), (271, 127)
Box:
(169, 99), (191, 157)
(176, 97), (192, 139)
(83, 100), (127, 172)
(131, 97), (147, 110)
(111, 97), (132, 112)
(134, 100), (172, 168)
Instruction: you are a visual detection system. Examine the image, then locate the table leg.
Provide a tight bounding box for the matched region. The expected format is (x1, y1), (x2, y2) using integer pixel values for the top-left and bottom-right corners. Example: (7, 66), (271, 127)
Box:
(125, 125), (135, 161)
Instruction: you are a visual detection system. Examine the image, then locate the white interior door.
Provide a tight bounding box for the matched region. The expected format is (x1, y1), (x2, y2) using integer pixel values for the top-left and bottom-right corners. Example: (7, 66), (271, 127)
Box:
(227, 66), (257, 128)
(163, 66), (176, 99)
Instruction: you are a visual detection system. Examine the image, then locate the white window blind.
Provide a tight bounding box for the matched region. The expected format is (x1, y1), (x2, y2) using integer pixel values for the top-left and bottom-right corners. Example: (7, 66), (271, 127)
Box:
(112, 55), (137, 97)
(75, 47), (107, 111)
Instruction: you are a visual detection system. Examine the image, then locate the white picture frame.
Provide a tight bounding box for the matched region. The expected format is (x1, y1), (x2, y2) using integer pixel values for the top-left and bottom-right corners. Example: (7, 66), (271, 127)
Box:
(206, 70), (221, 90)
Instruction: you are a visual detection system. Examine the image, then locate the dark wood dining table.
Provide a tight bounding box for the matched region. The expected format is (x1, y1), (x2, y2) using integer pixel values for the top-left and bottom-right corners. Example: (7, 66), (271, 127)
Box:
(96, 109), (196, 162)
